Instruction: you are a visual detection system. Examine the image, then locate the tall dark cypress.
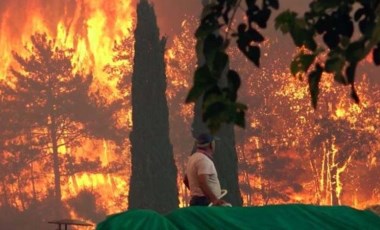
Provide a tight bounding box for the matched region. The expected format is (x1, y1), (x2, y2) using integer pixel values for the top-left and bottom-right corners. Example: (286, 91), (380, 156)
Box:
(128, 0), (178, 213)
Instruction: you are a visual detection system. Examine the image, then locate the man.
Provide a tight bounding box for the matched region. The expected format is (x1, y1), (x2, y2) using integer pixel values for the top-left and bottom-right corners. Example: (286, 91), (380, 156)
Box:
(184, 133), (228, 206)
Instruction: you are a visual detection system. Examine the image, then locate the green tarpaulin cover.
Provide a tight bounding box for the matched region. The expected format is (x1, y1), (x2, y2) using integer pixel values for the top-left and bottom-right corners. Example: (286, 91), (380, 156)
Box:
(96, 204), (380, 230)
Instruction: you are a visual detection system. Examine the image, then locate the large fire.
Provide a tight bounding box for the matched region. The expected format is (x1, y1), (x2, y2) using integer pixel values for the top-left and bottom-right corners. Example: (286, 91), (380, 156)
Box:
(0, 0), (135, 227)
(0, 0), (380, 229)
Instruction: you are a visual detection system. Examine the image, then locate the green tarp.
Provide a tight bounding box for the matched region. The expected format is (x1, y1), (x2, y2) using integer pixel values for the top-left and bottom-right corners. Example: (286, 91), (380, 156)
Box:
(96, 204), (380, 230)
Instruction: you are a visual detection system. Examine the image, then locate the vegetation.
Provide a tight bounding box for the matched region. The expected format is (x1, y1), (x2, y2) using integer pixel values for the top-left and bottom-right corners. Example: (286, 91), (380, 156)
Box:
(0, 33), (123, 217)
(186, 0), (380, 132)
(1, 1), (380, 228)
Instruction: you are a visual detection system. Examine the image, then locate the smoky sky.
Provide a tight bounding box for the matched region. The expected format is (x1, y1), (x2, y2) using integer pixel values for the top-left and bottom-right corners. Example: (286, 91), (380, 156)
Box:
(150, 0), (309, 36)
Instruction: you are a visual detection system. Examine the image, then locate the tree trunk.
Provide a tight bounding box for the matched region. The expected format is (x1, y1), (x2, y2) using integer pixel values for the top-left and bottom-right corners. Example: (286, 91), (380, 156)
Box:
(321, 143), (328, 203)
(261, 182), (269, 205)
(330, 165), (340, 205)
(16, 176), (26, 211)
(241, 142), (252, 205)
(50, 118), (62, 217)
(309, 155), (321, 204)
(214, 125), (243, 206)
(30, 162), (37, 202)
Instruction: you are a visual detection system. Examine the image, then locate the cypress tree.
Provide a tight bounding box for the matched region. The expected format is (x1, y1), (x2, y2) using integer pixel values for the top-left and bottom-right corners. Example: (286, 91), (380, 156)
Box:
(128, 0), (179, 213)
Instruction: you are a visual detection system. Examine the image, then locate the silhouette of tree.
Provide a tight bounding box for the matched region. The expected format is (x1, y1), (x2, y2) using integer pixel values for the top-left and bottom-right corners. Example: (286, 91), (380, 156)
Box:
(128, 0), (179, 213)
(0, 33), (123, 216)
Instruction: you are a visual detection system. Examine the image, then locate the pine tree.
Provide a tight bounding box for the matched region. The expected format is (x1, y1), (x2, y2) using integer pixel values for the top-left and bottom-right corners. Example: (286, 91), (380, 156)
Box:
(0, 33), (122, 217)
(128, 0), (178, 213)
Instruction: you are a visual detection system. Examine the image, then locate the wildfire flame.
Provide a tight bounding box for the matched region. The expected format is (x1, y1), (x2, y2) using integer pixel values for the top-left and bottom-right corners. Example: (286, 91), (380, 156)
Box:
(1, 2), (380, 229)
(0, 0), (134, 223)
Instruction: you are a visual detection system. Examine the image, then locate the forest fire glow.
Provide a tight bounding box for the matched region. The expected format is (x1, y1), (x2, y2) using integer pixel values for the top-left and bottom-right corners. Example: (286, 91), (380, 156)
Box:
(0, 0), (380, 229)
(0, 0), (134, 227)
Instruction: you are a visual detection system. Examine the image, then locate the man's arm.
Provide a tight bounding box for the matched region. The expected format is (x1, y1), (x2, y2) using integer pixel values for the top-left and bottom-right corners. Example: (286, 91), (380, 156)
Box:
(198, 174), (225, 205)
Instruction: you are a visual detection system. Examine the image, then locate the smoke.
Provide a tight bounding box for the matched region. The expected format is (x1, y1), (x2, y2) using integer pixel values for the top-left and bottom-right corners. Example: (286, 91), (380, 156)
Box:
(144, 0), (201, 36)
(143, 0), (308, 37)
(0, 0), (310, 41)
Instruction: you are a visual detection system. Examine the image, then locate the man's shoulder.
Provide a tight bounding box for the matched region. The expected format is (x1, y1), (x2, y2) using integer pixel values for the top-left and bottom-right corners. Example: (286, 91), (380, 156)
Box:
(190, 152), (212, 163)
(191, 152), (208, 159)
(190, 152), (216, 174)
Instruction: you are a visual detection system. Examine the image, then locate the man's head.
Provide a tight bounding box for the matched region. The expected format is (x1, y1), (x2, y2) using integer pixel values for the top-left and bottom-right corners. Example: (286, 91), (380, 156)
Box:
(196, 133), (216, 151)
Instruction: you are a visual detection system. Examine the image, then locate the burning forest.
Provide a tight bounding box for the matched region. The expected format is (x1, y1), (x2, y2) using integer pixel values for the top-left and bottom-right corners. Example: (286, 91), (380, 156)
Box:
(0, 0), (380, 229)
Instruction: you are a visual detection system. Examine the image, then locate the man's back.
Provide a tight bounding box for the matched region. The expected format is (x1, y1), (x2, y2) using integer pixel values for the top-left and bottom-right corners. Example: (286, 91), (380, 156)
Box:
(186, 152), (221, 198)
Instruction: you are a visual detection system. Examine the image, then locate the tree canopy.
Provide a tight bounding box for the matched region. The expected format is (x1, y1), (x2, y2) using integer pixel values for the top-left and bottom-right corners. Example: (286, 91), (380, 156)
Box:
(186, 0), (380, 132)
(0, 33), (124, 216)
